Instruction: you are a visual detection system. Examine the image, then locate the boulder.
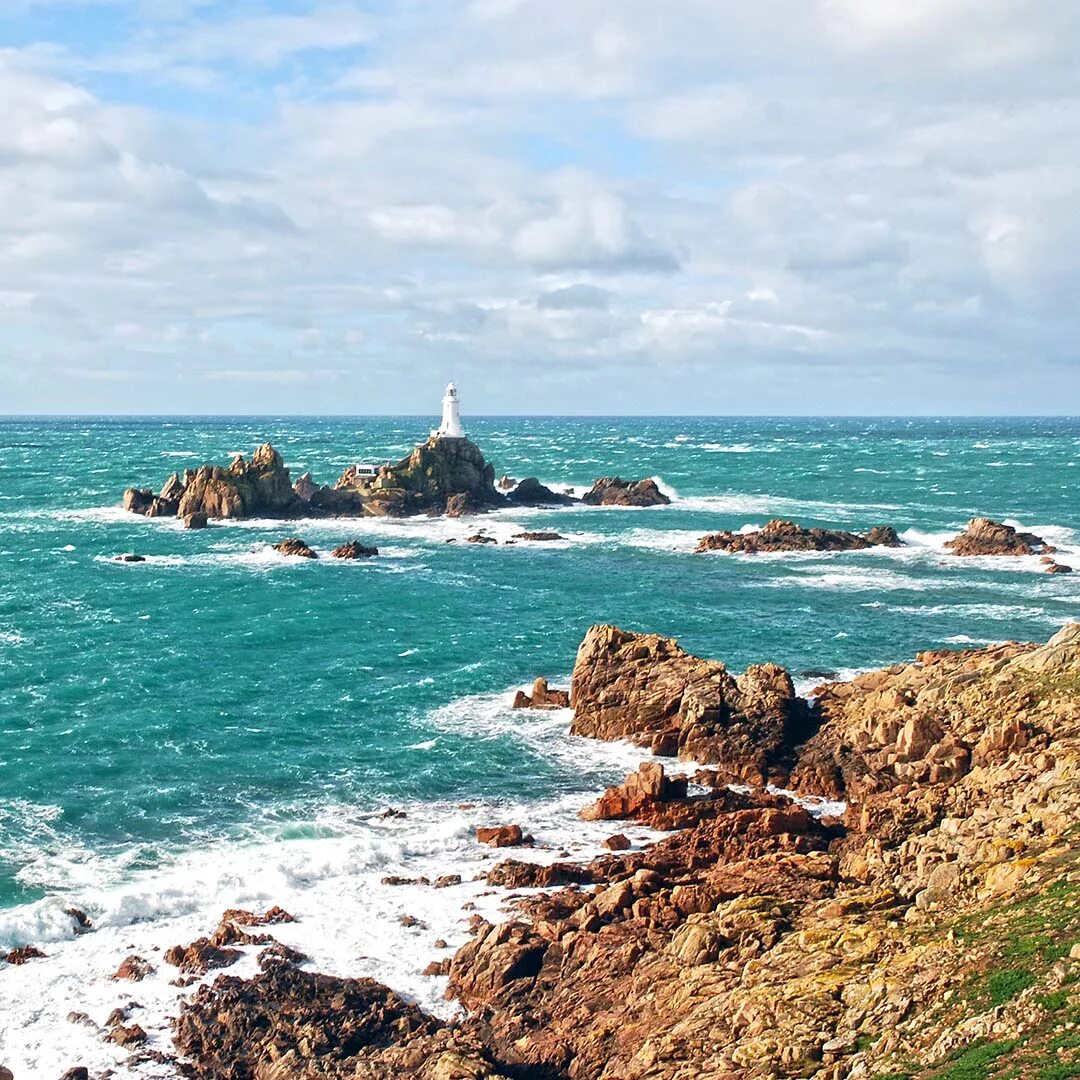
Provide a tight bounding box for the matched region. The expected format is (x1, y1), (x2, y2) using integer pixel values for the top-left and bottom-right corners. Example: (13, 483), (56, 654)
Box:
(603, 834), (632, 850)
(4, 945), (46, 964)
(697, 519), (902, 554)
(1047, 561), (1073, 574)
(164, 936), (242, 974)
(944, 517), (1052, 556)
(506, 478), (574, 506)
(581, 761), (687, 823)
(183, 511), (209, 530)
(581, 477), (670, 507)
(115, 553), (146, 563)
(331, 541), (378, 559)
(466, 534), (498, 545)
(293, 472), (318, 503)
(476, 825), (531, 847)
(123, 487), (154, 515)
(512, 677), (570, 710)
(569, 625), (814, 785)
(446, 492), (481, 517)
(273, 537), (318, 559)
(58, 1070), (89, 1080)
(113, 954), (154, 981)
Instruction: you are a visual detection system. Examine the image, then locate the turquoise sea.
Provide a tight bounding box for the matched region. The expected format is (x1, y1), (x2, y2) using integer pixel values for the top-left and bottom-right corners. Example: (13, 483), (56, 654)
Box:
(0, 415), (1078, 1075)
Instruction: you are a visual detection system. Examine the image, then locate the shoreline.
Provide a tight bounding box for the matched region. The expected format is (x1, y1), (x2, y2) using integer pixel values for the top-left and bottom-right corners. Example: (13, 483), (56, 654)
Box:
(4, 623), (1080, 1078)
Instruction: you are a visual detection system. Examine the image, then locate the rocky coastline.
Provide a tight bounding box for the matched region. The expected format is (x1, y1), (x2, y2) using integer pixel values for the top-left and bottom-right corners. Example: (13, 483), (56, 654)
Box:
(17, 622), (1080, 1080)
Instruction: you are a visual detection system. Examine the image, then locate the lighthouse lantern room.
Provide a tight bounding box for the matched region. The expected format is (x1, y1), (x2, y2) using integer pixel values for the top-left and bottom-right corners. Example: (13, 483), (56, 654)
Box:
(435, 382), (466, 439)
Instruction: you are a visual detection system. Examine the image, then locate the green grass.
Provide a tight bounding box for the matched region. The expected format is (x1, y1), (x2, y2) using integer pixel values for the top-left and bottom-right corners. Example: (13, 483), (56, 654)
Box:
(987, 968), (1036, 1006)
(928, 1039), (1019, 1080)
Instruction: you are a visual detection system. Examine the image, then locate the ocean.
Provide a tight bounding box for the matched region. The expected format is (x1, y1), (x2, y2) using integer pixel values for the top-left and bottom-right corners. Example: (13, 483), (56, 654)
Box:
(0, 415), (1078, 1076)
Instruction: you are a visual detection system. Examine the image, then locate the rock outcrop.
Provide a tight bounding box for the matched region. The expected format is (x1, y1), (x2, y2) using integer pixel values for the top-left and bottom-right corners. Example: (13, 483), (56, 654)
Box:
(506, 478), (575, 506)
(273, 537), (318, 559)
(511, 677), (570, 710)
(330, 541), (378, 559)
(944, 516), (1053, 556)
(123, 435), (507, 522)
(581, 477), (670, 507)
(697, 518), (903, 554)
(569, 624), (813, 784)
(168, 623), (1080, 1080)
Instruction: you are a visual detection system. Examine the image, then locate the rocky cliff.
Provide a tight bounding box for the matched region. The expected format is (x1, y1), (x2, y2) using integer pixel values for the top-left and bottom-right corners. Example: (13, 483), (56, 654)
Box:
(166, 623), (1080, 1080)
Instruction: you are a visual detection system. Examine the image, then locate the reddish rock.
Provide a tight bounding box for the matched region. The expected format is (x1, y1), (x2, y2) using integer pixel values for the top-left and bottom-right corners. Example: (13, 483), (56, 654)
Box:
(476, 824), (531, 847)
(603, 834), (632, 851)
(434, 874), (462, 888)
(423, 958), (452, 976)
(64, 907), (92, 933)
(581, 477), (670, 507)
(184, 511), (209, 529)
(257, 942), (308, 971)
(944, 516), (1051, 556)
(113, 954), (154, 981)
(330, 540), (378, 559)
(512, 677), (571, 710)
(220, 905), (296, 926)
(4, 945), (46, 965)
(569, 624), (813, 785)
(273, 537), (318, 559)
(1047, 561), (1073, 574)
(696, 518), (901, 554)
(164, 937), (242, 975)
(106, 1023), (147, 1047)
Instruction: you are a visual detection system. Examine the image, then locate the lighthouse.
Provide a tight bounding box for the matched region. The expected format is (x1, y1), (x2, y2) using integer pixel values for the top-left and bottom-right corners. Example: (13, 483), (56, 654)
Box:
(435, 382), (466, 439)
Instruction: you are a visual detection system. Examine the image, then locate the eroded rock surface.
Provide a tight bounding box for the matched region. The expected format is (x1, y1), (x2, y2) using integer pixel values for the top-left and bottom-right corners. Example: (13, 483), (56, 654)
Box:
(581, 477), (670, 507)
(944, 516), (1052, 556)
(697, 518), (902, 553)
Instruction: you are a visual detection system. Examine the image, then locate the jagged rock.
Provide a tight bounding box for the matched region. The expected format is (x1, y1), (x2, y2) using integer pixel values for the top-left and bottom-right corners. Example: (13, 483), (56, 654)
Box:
(511, 531), (565, 542)
(1047, 561), (1073, 574)
(220, 905), (296, 925)
(569, 624), (814, 785)
(506, 478), (574, 506)
(4, 945), (46, 964)
(511, 677), (570, 710)
(293, 472), (318, 503)
(580, 761), (687, 822)
(476, 825), (531, 847)
(64, 907), (92, 933)
(107, 1023), (147, 1047)
(331, 541), (378, 559)
(178, 444), (303, 521)
(603, 834), (631, 850)
(697, 518), (902, 554)
(113, 954), (154, 981)
(123, 487), (154, 514)
(257, 942), (309, 971)
(446, 492), (481, 517)
(944, 516), (1052, 556)
(164, 937), (242, 975)
(466, 533), (498, 545)
(184, 511), (208, 529)
(497, 475), (516, 490)
(57, 1069), (89, 1080)
(273, 537), (318, 559)
(581, 477), (670, 507)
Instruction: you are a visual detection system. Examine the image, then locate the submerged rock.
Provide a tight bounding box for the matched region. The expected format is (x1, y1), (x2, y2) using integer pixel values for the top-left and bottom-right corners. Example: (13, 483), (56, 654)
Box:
(511, 531), (566, 542)
(581, 476), (670, 507)
(944, 516), (1052, 556)
(697, 518), (902, 554)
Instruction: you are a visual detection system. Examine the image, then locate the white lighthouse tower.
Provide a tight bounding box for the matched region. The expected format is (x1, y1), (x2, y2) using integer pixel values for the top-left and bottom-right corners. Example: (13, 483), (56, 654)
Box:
(435, 381), (466, 439)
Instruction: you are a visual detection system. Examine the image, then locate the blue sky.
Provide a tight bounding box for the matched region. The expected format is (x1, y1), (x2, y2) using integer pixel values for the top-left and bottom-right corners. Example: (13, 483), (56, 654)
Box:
(1, 0), (1078, 414)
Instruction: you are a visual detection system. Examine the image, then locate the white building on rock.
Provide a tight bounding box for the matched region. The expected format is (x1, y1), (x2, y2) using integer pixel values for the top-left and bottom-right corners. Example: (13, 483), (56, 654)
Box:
(434, 382), (466, 439)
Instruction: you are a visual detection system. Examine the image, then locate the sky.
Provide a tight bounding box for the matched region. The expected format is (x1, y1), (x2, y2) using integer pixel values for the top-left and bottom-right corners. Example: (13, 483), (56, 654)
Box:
(1, 0), (1078, 415)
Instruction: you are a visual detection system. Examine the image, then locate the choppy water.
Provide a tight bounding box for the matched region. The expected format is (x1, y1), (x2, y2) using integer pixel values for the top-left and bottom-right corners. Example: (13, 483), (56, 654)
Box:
(0, 415), (1078, 1075)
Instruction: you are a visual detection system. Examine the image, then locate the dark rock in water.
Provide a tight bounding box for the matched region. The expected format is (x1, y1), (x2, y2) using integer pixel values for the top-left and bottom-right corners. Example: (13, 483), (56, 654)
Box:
(257, 942), (308, 971)
(512, 531), (566, 542)
(5, 945), (46, 964)
(0, 1067), (11, 1080)
(445, 491), (480, 517)
(569, 624), (812, 786)
(58, 1069), (90, 1080)
(331, 541), (378, 559)
(800, 669), (839, 682)
(123, 487), (155, 515)
(115, 553), (146, 563)
(582, 477), (670, 507)
(497, 474), (516, 490)
(512, 677), (570, 709)
(64, 907), (92, 933)
(944, 517), (1052, 556)
(466, 533), (498, 545)
(507, 477), (575, 506)
(106, 1023), (147, 1047)
(183, 511), (208, 530)
(697, 519), (902, 554)
(273, 537), (317, 559)
(1047, 561), (1073, 574)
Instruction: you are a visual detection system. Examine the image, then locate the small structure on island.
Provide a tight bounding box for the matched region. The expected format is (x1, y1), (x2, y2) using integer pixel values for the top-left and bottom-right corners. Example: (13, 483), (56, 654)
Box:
(433, 382), (466, 439)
